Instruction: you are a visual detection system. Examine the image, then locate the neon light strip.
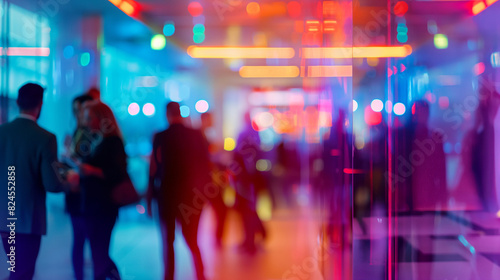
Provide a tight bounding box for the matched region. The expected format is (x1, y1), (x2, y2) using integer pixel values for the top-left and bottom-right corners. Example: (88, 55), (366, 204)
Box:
(302, 46), (413, 59)
(0, 47), (50, 56)
(187, 47), (295, 59)
(307, 66), (353, 77)
(239, 66), (299, 78)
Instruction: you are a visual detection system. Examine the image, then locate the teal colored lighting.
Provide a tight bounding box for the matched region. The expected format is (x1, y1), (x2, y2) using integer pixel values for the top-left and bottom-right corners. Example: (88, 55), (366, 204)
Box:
(397, 24), (408, 34)
(193, 24), (205, 34)
(434, 34), (448, 49)
(163, 22), (175, 37)
(193, 33), (205, 44)
(180, 105), (190, 118)
(397, 33), (408, 43)
(151, 34), (166, 50)
(80, 52), (90, 66)
(397, 23), (408, 43)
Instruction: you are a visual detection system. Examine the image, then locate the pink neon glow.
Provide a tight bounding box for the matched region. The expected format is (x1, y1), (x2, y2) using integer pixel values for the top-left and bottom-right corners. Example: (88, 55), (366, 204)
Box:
(0, 47), (50, 57)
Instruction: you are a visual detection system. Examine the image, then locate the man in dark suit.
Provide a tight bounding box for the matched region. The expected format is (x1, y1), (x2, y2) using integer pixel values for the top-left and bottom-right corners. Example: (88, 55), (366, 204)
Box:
(147, 102), (211, 280)
(0, 83), (79, 280)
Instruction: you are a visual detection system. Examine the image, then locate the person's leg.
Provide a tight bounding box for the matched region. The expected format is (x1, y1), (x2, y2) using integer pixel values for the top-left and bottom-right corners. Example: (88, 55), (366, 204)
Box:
(237, 198), (257, 251)
(212, 193), (227, 246)
(71, 215), (87, 280)
(160, 213), (175, 280)
(181, 214), (205, 280)
(86, 215), (120, 280)
(2, 233), (41, 280)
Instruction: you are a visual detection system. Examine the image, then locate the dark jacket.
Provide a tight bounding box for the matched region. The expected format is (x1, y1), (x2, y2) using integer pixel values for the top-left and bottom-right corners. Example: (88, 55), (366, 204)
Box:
(80, 135), (127, 217)
(0, 117), (67, 235)
(149, 124), (211, 218)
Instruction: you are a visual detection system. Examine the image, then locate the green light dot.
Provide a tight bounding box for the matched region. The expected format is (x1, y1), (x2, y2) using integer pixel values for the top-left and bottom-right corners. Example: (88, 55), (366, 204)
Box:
(397, 33), (408, 43)
(193, 24), (205, 34)
(151, 34), (166, 50)
(434, 34), (448, 49)
(80, 52), (90, 67)
(193, 33), (205, 44)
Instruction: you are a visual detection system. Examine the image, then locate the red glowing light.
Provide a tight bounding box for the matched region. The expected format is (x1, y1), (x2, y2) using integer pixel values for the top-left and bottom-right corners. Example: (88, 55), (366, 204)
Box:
(287, 1), (301, 17)
(394, 1), (409, 16)
(364, 106), (382, 126)
(344, 168), (364, 174)
(188, 2), (203, 17)
(473, 62), (485, 76)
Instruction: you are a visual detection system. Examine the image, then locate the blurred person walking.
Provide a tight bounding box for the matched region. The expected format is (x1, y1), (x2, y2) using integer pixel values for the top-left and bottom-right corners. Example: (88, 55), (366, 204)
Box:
(63, 94), (94, 280)
(78, 101), (127, 280)
(232, 113), (267, 253)
(408, 100), (447, 211)
(147, 102), (211, 280)
(0, 83), (79, 280)
(200, 112), (229, 247)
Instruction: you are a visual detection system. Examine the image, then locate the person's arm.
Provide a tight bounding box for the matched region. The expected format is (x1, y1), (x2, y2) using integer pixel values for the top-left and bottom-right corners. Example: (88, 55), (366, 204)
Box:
(41, 134), (79, 192)
(79, 163), (104, 178)
(147, 134), (161, 217)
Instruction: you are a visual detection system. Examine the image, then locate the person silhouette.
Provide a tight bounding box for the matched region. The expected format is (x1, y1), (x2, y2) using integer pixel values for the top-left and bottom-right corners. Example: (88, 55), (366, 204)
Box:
(78, 101), (127, 280)
(147, 102), (211, 280)
(0, 83), (79, 280)
(64, 94), (94, 280)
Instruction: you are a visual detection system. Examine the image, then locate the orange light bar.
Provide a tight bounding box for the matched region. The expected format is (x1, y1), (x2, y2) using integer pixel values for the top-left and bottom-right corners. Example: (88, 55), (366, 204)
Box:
(486, 0), (497, 5)
(303, 46), (412, 59)
(472, 1), (486, 15)
(119, 1), (135, 15)
(308, 66), (352, 77)
(0, 47), (50, 56)
(239, 66), (299, 78)
(108, 0), (138, 16)
(355, 46), (412, 58)
(187, 47), (295, 59)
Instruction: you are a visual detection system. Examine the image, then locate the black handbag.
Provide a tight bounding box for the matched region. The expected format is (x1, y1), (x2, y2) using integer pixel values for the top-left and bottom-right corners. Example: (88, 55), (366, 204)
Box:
(111, 173), (140, 207)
